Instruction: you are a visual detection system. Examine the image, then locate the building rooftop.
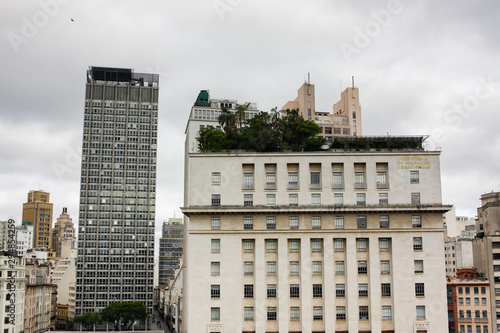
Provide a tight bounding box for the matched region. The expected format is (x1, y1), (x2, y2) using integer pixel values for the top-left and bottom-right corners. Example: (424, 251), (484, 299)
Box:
(87, 66), (159, 86)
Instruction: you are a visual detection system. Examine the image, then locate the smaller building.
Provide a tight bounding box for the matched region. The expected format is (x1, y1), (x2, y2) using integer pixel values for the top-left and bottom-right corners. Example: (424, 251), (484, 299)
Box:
(23, 257), (53, 333)
(162, 262), (183, 333)
(447, 268), (492, 333)
(51, 207), (76, 258)
(158, 218), (183, 288)
(0, 252), (26, 333)
(15, 222), (34, 257)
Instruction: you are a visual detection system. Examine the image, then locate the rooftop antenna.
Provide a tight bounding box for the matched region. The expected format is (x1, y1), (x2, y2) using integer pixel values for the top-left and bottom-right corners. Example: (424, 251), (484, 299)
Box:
(308, 73), (310, 85)
(352, 76), (355, 88)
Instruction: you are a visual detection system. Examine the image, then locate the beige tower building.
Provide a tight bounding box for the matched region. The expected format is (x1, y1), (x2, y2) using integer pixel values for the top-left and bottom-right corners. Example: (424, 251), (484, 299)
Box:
(22, 190), (53, 248)
(51, 207), (75, 258)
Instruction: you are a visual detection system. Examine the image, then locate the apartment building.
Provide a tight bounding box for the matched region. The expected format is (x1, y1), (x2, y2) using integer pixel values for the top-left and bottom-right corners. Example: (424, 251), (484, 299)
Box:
(0, 252), (26, 333)
(22, 190), (53, 248)
(24, 258), (52, 333)
(182, 136), (450, 333)
(159, 218), (183, 288)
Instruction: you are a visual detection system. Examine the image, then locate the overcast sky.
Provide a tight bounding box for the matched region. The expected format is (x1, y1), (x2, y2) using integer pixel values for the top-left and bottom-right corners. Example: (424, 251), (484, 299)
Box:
(1, 0), (499, 244)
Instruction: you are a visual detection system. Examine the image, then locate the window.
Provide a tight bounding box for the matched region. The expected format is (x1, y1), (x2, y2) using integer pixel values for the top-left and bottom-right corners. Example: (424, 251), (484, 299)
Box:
(211, 194), (220, 207)
(482, 297), (487, 305)
(379, 193), (388, 205)
(290, 261), (299, 275)
(357, 216), (367, 229)
(377, 172), (388, 188)
(381, 260), (390, 274)
(311, 239), (323, 252)
(357, 238), (367, 252)
(336, 306), (346, 320)
(267, 307), (277, 321)
(335, 216), (344, 229)
(310, 172), (321, 188)
(334, 238), (345, 252)
(458, 287), (463, 294)
(415, 283), (425, 297)
(211, 307), (220, 321)
(382, 306), (392, 320)
(336, 284), (345, 297)
(474, 287), (479, 294)
(267, 217), (276, 229)
(359, 306), (369, 320)
(414, 260), (424, 273)
(410, 170), (419, 183)
(355, 172), (365, 188)
(267, 262), (276, 275)
(312, 261), (322, 275)
(289, 193), (298, 206)
(266, 172), (276, 189)
(244, 262), (253, 275)
(243, 194), (253, 207)
(211, 284), (220, 298)
(413, 237), (423, 251)
(289, 216), (299, 229)
(244, 307), (254, 321)
(311, 193), (321, 206)
(484, 326), (488, 333)
(243, 239), (254, 253)
(211, 262), (220, 275)
(266, 194), (276, 206)
(416, 305), (426, 319)
(211, 239), (220, 253)
(288, 172), (298, 188)
(411, 192), (421, 205)
(475, 310), (481, 318)
(243, 217), (253, 230)
(333, 172), (343, 188)
(335, 261), (345, 275)
(313, 284), (323, 297)
(356, 193), (366, 206)
(482, 310), (487, 318)
(290, 307), (300, 321)
(266, 239), (277, 253)
(312, 216), (321, 229)
(359, 283), (368, 297)
(290, 284), (300, 298)
(466, 298), (471, 305)
(244, 284), (253, 298)
(380, 215), (389, 228)
(243, 173), (254, 189)
(211, 217), (221, 230)
(313, 306), (323, 320)
(412, 215), (422, 228)
(466, 287), (470, 294)
(481, 287), (486, 294)
(289, 239), (299, 252)
(334, 193), (343, 206)
(358, 261), (367, 274)
(381, 283), (391, 296)
(267, 284), (276, 298)
(379, 238), (390, 251)
(211, 172), (221, 184)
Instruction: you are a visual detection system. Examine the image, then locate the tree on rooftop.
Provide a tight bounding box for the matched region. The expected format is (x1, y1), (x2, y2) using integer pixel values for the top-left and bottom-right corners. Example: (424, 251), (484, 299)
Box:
(100, 301), (148, 331)
(74, 312), (102, 331)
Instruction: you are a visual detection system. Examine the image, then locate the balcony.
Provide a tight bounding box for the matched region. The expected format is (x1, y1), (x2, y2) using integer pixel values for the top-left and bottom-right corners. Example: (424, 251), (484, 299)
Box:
(354, 182), (366, 189)
(332, 182), (344, 189)
(458, 317), (473, 322)
(377, 182), (389, 189)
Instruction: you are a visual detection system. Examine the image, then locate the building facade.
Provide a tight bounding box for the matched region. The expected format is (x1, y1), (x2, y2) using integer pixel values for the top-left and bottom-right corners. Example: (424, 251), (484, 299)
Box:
(51, 207), (76, 258)
(159, 218), (183, 288)
(23, 258), (52, 333)
(51, 249), (77, 328)
(75, 66), (158, 320)
(22, 190), (53, 248)
(0, 252), (26, 333)
(182, 139), (450, 332)
(15, 222), (34, 257)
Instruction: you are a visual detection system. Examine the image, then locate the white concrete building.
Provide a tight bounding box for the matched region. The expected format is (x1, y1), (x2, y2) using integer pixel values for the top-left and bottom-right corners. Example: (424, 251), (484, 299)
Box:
(15, 223), (34, 257)
(182, 138), (451, 333)
(51, 249), (77, 323)
(0, 252), (26, 333)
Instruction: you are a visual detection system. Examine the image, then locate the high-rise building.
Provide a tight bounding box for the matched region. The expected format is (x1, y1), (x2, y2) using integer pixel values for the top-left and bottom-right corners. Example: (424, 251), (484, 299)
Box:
(158, 218), (183, 288)
(51, 207), (75, 258)
(182, 89), (450, 332)
(22, 190), (53, 248)
(75, 66), (159, 321)
(15, 222), (34, 256)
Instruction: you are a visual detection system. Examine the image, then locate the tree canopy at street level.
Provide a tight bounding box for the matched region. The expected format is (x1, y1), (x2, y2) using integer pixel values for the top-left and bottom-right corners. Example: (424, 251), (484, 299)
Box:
(100, 301), (149, 331)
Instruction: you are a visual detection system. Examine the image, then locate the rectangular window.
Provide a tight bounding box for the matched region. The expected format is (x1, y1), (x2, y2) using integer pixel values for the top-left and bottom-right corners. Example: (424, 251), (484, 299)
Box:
(243, 194), (253, 207)
(333, 171), (344, 188)
(267, 307), (277, 321)
(266, 172), (276, 189)
(311, 239), (323, 252)
(379, 238), (390, 251)
(355, 172), (365, 188)
(289, 239), (299, 252)
(290, 284), (300, 298)
(267, 284), (276, 298)
(335, 261), (345, 275)
(243, 217), (253, 230)
(410, 170), (419, 183)
(380, 215), (389, 228)
(358, 261), (367, 274)
(481, 287), (486, 294)
(414, 260), (424, 273)
(336, 306), (346, 320)
(356, 193), (366, 206)
(211, 194), (221, 207)
(289, 216), (299, 229)
(381, 260), (390, 274)
(243, 239), (254, 253)
(382, 306), (392, 320)
(334, 193), (343, 206)
(334, 238), (345, 252)
(312, 216), (321, 229)
(211, 262), (220, 275)
(377, 172), (387, 188)
(474, 287), (479, 294)
(334, 216), (344, 229)
(357, 238), (367, 252)
(290, 307), (300, 321)
(266, 239), (277, 253)
(211, 284), (220, 298)
(211, 217), (221, 230)
(244, 307), (254, 321)
(288, 172), (298, 189)
(412, 215), (422, 228)
(267, 261), (276, 275)
(211, 172), (221, 184)
(313, 284), (323, 297)
(359, 283), (368, 297)
(244, 262), (253, 275)
(243, 173), (254, 189)
(266, 194), (276, 206)
(359, 306), (369, 320)
(211, 307), (220, 321)
(313, 306), (323, 320)
(357, 216), (367, 229)
(336, 284), (345, 297)
(290, 261), (299, 275)
(379, 193), (388, 205)
(310, 171), (321, 188)
(416, 305), (426, 319)
(266, 217), (276, 229)
(211, 239), (220, 253)
(289, 193), (298, 206)
(413, 237), (423, 251)
(311, 193), (321, 206)
(415, 283), (425, 297)
(411, 192), (421, 205)
(381, 283), (391, 296)
(312, 261), (322, 275)
(244, 284), (254, 298)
